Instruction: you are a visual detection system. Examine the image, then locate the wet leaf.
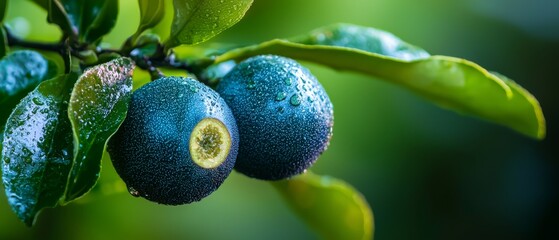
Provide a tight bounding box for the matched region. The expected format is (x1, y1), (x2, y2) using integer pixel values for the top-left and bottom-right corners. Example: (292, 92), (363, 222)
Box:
(292, 23), (429, 61)
(165, 0), (253, 47)
(2, 73), (78, 226)
(272, 172), (374, 240)
(47, 0), (118, 43)
(215, 24), (545, 139)
(134, 0), (165, 40)
(62, 57), (134, 202)
(1, 51), (57, 131)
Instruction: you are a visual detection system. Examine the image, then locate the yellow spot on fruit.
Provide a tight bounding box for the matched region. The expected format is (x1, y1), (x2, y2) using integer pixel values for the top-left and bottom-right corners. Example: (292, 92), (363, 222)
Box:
(189, 118), (231, 169)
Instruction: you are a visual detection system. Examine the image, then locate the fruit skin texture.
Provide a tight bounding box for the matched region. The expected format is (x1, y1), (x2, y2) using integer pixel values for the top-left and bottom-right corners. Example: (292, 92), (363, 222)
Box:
(216, 55), (333, 180)
(108, 77), (239, 205)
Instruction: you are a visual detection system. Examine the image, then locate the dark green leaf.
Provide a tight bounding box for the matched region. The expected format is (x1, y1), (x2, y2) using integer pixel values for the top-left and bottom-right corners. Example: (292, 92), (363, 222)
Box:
(81, 0), (118, 44)
(62, 57), (134, 202)
(272, 172), (374, 240)
(165, 0), (253, 47)
(48, 0), (119, 43)
(0, 0), (7, 22)
(133, 0), (165, 41)
(0, 27), (7, 58)
(215, 24), (545, 139)
(1, 51), (57, 131)
(2, 73), (78, 226)
(47, 0), (74, 37)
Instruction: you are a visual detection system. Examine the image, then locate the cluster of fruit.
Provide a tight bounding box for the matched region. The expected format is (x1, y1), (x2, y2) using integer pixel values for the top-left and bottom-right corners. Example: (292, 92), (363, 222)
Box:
(108, 55), (334, 205)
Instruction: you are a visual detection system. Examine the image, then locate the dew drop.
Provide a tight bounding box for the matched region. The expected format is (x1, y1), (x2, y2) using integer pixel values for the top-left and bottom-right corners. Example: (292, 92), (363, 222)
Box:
(246, 79), (256, 89)
(284, 78), (293, 86)
(275, 92), (287, 101)
(32, 97), (44, 106)
(128, 186), (140, 197)
(289, 95), (301, 106)
(61, 149), (69, 158)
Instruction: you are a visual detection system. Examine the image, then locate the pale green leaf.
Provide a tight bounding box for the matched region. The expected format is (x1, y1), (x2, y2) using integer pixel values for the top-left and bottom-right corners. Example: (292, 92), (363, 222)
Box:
(273, 172), (374, 240)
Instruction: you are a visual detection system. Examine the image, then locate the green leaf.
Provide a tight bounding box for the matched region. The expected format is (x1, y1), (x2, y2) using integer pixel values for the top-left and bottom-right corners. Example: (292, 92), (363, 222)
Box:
(62, 57), (134, 202)
(48, 0), (119, 43)
(292, 23), (429, 61)
(272, 172), (374, 240)
(165, 0), (253, 48)
(133, 0), (165, 41)
(0, 0), (7, 22)
(2, 73), (78, 226)
(30, 0), (49, 9)
(0, 27), (7, 58)
(215, 24), (545, 139)
(1, 51), (57, 131)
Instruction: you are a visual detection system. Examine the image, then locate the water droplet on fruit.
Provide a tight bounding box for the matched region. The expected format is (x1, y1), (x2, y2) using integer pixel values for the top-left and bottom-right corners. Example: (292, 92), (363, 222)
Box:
(284, 78), (293, 86)
(275, 92), (287, 101)
(289, 95), (301, 106)
(246, 79), (256, 89)
(128, 187), (140, 197)
(190, 86), (199, 93)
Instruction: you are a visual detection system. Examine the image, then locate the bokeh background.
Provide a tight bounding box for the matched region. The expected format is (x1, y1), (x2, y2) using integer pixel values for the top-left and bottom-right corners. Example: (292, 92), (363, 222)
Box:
(1, 0), (557, 239)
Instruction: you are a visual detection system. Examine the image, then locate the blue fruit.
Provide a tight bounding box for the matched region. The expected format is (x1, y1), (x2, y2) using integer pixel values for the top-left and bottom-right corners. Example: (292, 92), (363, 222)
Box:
(108, 77), (239, 205)
(216, 55), (334, 180)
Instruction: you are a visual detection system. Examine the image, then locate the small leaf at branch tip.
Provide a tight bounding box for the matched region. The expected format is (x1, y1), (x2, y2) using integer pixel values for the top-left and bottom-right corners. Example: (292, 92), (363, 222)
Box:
(166, 0), (254, 47)
(46, 0), (119, 44)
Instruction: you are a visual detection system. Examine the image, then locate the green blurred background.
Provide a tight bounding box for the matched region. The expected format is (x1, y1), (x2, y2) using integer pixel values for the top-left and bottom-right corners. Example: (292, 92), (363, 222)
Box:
(1, 0), (557, 239)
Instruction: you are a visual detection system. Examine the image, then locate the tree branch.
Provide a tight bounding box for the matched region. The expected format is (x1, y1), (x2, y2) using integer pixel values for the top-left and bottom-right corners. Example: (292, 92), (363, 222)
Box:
(4, 26), (64, 52)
